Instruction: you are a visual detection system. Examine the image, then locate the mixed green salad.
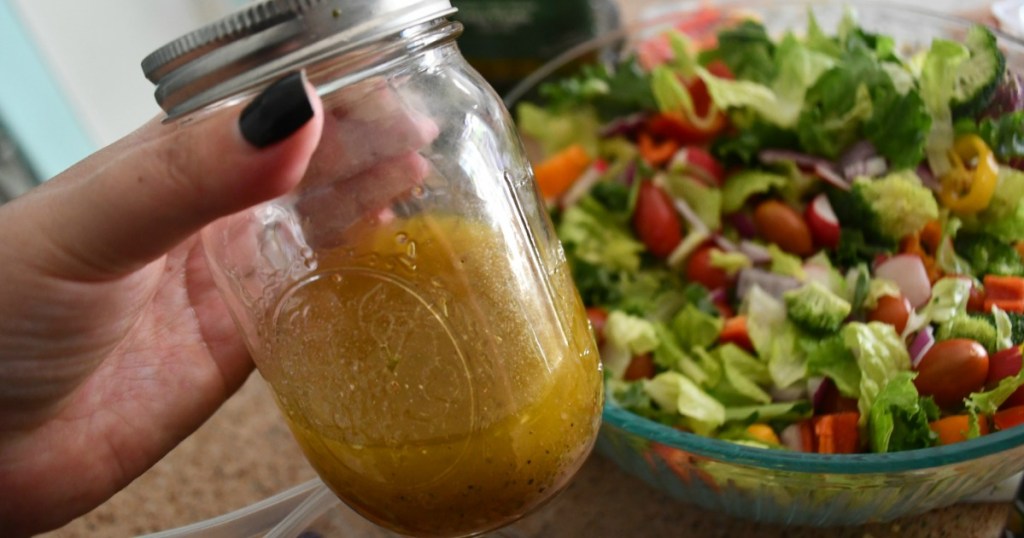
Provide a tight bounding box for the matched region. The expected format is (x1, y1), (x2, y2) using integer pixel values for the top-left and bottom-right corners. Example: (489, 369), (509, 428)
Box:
(518, 7), (1024, 454)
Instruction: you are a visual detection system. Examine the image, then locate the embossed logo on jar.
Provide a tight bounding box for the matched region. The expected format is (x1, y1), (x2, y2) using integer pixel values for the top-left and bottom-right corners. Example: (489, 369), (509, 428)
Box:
(270, 267), (474, 483)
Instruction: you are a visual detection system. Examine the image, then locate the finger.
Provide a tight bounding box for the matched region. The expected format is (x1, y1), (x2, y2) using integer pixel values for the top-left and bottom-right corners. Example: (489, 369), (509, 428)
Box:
(296, 152), (432, 247)
(303, 84), (439, 187)
(6, 71), (324, 281)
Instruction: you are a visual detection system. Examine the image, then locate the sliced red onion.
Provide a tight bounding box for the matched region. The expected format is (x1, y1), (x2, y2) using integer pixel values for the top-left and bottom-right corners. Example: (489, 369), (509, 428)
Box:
(917, 163), (940, 192)
(728, 212), (757, 238)
(738, 240), (771, 264)
(779, 423), (806, 451)
(708, 286), (729, 305)
(599, 112), (649, 138)
(812, 161), (851, 191)
(758, 149), (850, 191)
(843, 156), (888, 181)
(713, 234), (739, 252)
(759, 149), (830, 170)
(838, 140), (878, 172)
(909, 326), (936, 368)
(736, 268), (801, 300)
(811, 376), (835, 413)
(806, 376), (825, 404)
(622, 160), (637, 186)
(560, 163), (604, 208)
(672, 197), (710, 234)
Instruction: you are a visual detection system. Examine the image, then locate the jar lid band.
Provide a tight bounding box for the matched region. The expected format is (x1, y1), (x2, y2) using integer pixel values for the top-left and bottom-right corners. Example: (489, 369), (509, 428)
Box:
(142, 0), (455, 118)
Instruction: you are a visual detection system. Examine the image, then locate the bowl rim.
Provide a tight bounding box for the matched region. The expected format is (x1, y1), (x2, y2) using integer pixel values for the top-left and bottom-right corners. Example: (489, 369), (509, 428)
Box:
(603, 404), (1024, 474)
(508, 0), (1024, 475)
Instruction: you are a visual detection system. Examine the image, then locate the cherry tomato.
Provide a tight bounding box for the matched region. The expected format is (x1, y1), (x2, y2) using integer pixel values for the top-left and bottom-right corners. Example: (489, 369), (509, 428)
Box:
(586, 307), (609, 346)
(686, 245), (731, 290)
(994, 406), (1024, 431)
(987, 346), (1024, 408)
(633, 181), (683, 258)
(675, 146), (725, 187)
(967, 283), (987, 313)
(867, 294), (912, 335)
(623, 354), (656, 381)
(913, 339), (990, 409)
(753, 200), (814, 256)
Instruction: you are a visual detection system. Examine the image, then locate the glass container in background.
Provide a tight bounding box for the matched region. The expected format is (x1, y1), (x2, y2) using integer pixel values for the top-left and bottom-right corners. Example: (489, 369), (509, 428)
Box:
(453, 0), (620, 95)
(141, 1), (604, 537)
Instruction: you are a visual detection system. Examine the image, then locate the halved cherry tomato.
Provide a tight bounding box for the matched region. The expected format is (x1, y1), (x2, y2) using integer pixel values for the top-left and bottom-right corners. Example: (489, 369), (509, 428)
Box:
(686, 246), (731, 290)
(633, 181), (683, 258)
(753, 200), (814, 257)
(987, 346), (1024, 408)
(624, 354), (656, 381)
(867, 294), (912, 335)
(586, 307), (609, 346)
(914, 339), (990, 409)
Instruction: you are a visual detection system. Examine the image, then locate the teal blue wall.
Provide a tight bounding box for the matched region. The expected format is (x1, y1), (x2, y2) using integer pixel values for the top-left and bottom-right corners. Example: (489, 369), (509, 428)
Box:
(0, 0), (95, 181)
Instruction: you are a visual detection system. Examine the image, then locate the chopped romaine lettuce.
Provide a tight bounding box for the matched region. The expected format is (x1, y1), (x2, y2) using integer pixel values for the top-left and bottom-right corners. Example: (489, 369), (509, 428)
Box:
(644, 371), (727, 435)
(720, 170), (789, 213)
(841, 321), (912, 425)
(868, 372), (939, 453)
(516, 102), (600, 157)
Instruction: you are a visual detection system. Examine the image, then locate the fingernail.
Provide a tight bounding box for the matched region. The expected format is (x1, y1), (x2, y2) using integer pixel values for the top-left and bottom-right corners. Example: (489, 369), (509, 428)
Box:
(239, 71), (314, 148)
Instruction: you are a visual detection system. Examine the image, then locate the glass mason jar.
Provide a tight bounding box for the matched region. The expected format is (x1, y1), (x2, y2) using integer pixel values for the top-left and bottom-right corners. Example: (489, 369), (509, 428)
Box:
(142, 1), (603, 536)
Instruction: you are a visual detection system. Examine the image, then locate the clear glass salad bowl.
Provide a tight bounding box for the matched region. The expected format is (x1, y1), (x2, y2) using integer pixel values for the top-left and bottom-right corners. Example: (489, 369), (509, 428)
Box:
(507, 0), (1024, 526)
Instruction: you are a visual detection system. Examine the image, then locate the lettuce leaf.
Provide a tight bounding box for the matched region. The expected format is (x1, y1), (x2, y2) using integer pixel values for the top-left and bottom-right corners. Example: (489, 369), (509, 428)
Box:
(868, 372), (939, 453)
(558, 197), (644, 272)
(644, 371), (727, 435)
(841, 321), (913, 425)
(516, 102), (600, 157)
(721, 170), (789, 213)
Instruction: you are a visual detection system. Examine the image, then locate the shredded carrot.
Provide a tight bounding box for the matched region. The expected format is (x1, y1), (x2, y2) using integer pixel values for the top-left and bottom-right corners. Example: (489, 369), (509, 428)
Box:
(718, 316), (753, 352)
(813, 412), (860, 454)
(637, 132), (680, 167)
(799, 420), (815, 452)
(920, 219), (943, 253)
(900, 234), (942, 283)
(930, 415), (989, 445)
(984, 275), (1024, 313)
(1015, 241), (1024, 262)
(532, 144), (591, 200)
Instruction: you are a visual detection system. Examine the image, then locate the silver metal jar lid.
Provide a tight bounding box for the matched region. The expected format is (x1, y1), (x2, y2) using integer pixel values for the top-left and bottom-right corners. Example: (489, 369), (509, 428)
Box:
(142, 0), (455, 118)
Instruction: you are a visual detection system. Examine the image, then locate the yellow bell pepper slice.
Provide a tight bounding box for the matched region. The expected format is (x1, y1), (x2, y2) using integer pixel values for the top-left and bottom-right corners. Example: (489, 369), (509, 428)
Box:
(939, 134), (999, 214)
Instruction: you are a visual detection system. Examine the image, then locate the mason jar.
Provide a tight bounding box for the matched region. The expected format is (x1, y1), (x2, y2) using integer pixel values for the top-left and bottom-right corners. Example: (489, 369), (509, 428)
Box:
(141, 1), (603, 536)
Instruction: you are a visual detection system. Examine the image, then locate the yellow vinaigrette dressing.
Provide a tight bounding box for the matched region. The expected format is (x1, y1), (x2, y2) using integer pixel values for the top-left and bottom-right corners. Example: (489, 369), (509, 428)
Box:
(258, 214), (603, 536)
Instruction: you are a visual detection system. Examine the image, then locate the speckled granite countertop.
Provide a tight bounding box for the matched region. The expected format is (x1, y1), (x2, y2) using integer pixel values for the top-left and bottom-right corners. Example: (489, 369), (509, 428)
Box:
(41, 1), (1015, 536)
(44, 375), (1012, 538)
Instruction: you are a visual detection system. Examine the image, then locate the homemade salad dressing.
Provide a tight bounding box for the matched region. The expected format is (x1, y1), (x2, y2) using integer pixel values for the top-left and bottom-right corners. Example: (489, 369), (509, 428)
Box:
(260, 215), (603, 536)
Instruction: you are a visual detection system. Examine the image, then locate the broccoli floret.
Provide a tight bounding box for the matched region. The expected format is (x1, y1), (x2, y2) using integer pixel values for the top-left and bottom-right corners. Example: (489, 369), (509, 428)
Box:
(936, 315), (999, 353)
(973, 311), (1024, 346)
(828, 172), (939, 243)
(954, 230), (1024, 276)
(783, 281), (853, 334)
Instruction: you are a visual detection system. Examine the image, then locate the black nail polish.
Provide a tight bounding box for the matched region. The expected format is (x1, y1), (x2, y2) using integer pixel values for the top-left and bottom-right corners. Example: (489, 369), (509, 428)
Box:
(239, 71), (314, 148)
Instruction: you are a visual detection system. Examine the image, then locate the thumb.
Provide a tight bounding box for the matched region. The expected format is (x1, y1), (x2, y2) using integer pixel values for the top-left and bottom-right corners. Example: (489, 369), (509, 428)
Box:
(12, 70), (323, 280)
